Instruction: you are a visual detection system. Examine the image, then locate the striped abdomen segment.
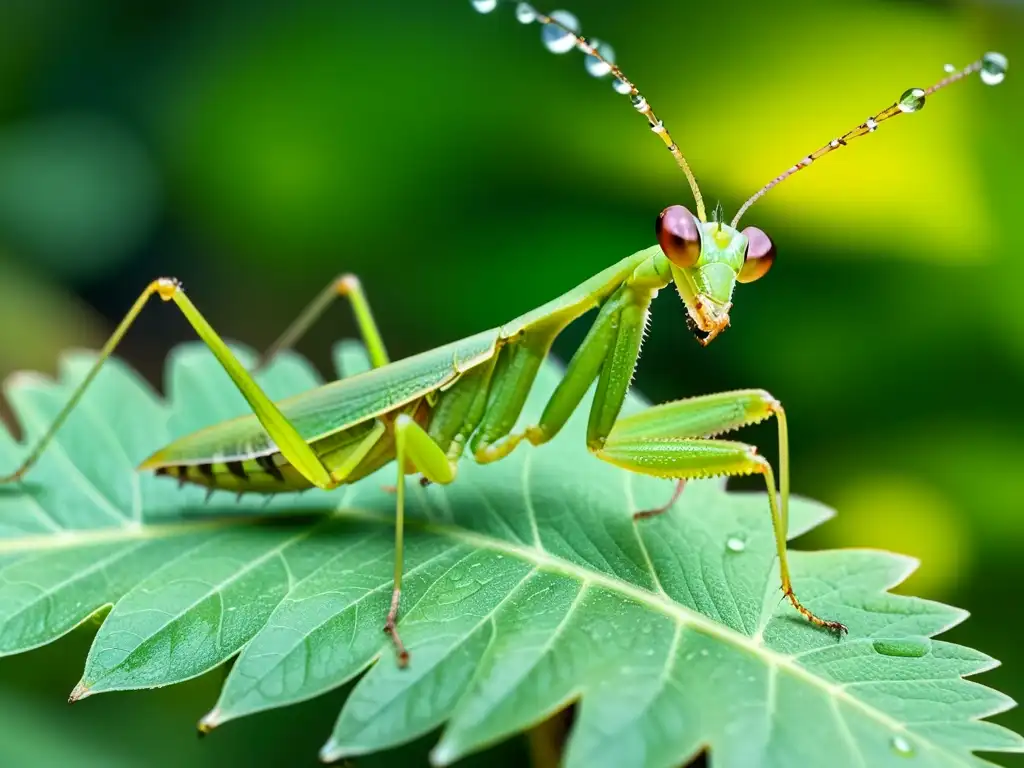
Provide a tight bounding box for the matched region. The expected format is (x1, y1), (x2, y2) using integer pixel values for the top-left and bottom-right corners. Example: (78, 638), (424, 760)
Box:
(150, 413), (399, 494)
(154, 453), (311, 493)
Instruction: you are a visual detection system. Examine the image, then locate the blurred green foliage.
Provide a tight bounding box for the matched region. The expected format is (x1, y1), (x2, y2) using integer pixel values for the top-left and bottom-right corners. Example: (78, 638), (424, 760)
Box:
(0, 0), (1021, 764)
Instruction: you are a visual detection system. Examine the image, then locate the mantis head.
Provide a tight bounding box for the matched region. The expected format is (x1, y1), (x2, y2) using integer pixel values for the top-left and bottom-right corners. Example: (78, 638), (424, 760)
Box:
(656, 205), (775, 346)
(471, 5), (1006, 342)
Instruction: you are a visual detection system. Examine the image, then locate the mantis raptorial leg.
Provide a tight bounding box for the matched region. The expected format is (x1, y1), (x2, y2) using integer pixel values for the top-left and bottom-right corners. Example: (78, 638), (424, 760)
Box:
(595, 394), (833, 631)
(467, 271), (839, 631)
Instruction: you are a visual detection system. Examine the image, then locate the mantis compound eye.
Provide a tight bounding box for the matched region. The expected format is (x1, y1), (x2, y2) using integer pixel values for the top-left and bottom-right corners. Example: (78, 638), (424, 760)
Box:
(738, 226), (776, 283)
(656, 205), (702, 268)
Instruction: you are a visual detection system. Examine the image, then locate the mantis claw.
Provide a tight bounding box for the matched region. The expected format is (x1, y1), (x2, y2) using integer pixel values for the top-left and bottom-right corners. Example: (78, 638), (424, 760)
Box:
(783, 587), (847, 637)
(632, 478), (686, 521)
(827, 620), (850, 637)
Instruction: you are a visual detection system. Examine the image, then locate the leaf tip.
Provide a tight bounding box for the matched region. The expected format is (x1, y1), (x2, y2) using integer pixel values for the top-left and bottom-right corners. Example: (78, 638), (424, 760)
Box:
(319, 738), (345, 764)
(429, 741), (457, 766)
(197, 708), (221, 736)
(68, 681), (91, 703)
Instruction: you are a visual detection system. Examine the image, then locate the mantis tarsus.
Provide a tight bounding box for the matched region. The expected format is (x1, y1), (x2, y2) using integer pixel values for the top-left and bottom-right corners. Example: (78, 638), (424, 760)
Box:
(0, 3), (1007, 667)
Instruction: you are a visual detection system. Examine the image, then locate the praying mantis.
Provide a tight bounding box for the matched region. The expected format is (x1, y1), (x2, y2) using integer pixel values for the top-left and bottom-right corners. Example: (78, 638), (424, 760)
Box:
(0, 3), (1008, 666)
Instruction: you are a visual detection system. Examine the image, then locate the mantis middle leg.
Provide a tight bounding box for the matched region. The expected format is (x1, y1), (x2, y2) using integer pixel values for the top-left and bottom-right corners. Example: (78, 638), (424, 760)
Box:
(387, 412), (458, 665)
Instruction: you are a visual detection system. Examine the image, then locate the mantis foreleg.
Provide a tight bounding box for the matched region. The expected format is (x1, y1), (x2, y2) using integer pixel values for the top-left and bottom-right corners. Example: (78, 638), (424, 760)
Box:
(467, 273), (841, 633)
(254, 273), (390, 371)
(597, 391), (846, 634)
(0, 278), (336, 490)
(471, 280), (656, 462)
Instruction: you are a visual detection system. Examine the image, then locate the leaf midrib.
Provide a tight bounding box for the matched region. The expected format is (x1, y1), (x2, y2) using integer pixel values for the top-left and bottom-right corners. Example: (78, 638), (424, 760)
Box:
(84, 525), (322, 690)
(0, 503), (972, 763)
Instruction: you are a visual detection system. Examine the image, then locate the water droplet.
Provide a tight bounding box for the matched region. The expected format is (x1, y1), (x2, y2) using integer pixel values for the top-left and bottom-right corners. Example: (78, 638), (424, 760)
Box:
(726, 536), (746, 553)
(699, 649), (709, 657)
(890, 735), (914, 756)
(865, 117), (879, 132)
(541, 10), (580, 54)
(630, 93), (648, 112)
(981, 52), (1008, 86)
(583, 39), (615, 78)
(612, 78), (632, 95)
(471, 0), (498, 13)
(872, 638), (930, 658)
(685, 652), (695, 661)
(898, 87), (926, 113)
(515, 2), (537, 23)
(943, 63), (956, 73)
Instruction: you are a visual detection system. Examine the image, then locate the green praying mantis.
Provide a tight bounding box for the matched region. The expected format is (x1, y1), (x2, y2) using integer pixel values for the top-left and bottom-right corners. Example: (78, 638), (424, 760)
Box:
(0, 3), (1008, 666)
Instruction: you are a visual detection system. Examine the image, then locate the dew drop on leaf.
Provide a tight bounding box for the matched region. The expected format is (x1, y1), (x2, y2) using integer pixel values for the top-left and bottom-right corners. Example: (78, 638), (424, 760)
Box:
(890, 735), (914, 756)
(872, 638), (930, 658)
(471, 0), (498, 13)
(726, 536), (746, 553)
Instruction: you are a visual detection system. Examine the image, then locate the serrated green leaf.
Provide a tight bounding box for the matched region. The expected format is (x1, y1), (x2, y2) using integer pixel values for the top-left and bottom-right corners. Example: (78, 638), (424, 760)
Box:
(0, 341), (1020, 767)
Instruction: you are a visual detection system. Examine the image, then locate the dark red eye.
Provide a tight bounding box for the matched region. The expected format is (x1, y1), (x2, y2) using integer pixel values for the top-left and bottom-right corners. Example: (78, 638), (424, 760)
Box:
(656, 205), (702, 268)
(738, 227), (775, 283)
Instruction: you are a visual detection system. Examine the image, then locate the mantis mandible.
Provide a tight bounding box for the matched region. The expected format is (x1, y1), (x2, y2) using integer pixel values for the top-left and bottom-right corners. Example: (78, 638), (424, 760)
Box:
(0, 3), (1007, 666)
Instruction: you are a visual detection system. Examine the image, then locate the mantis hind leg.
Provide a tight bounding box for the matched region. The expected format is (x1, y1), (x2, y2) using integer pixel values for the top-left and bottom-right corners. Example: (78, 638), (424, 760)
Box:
(0, 278), (335, 490)
(387, 413), (457, 666)
(596, 390), (847, 636)
(254, 273), (390, 372)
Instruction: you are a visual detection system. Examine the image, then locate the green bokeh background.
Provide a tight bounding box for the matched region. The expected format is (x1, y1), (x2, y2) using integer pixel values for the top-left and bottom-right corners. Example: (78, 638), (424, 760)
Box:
(0, 0), (1021, 764)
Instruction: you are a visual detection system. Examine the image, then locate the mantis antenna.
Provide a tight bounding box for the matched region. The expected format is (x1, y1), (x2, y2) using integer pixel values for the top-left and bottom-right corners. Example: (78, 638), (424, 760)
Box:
(471, 1), (708, 223)
(472, 2), (1007, 229)
(731, 53), (1009, 227)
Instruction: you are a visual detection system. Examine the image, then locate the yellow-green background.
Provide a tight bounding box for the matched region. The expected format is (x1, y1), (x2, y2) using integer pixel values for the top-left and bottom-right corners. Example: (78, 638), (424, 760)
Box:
(0, 0), (1021, 764)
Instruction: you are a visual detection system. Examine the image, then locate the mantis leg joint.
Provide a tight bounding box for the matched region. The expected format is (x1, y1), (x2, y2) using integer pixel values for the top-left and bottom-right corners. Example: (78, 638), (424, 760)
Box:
(334, 273), (362, 295)
(154, 277), (182, 301)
